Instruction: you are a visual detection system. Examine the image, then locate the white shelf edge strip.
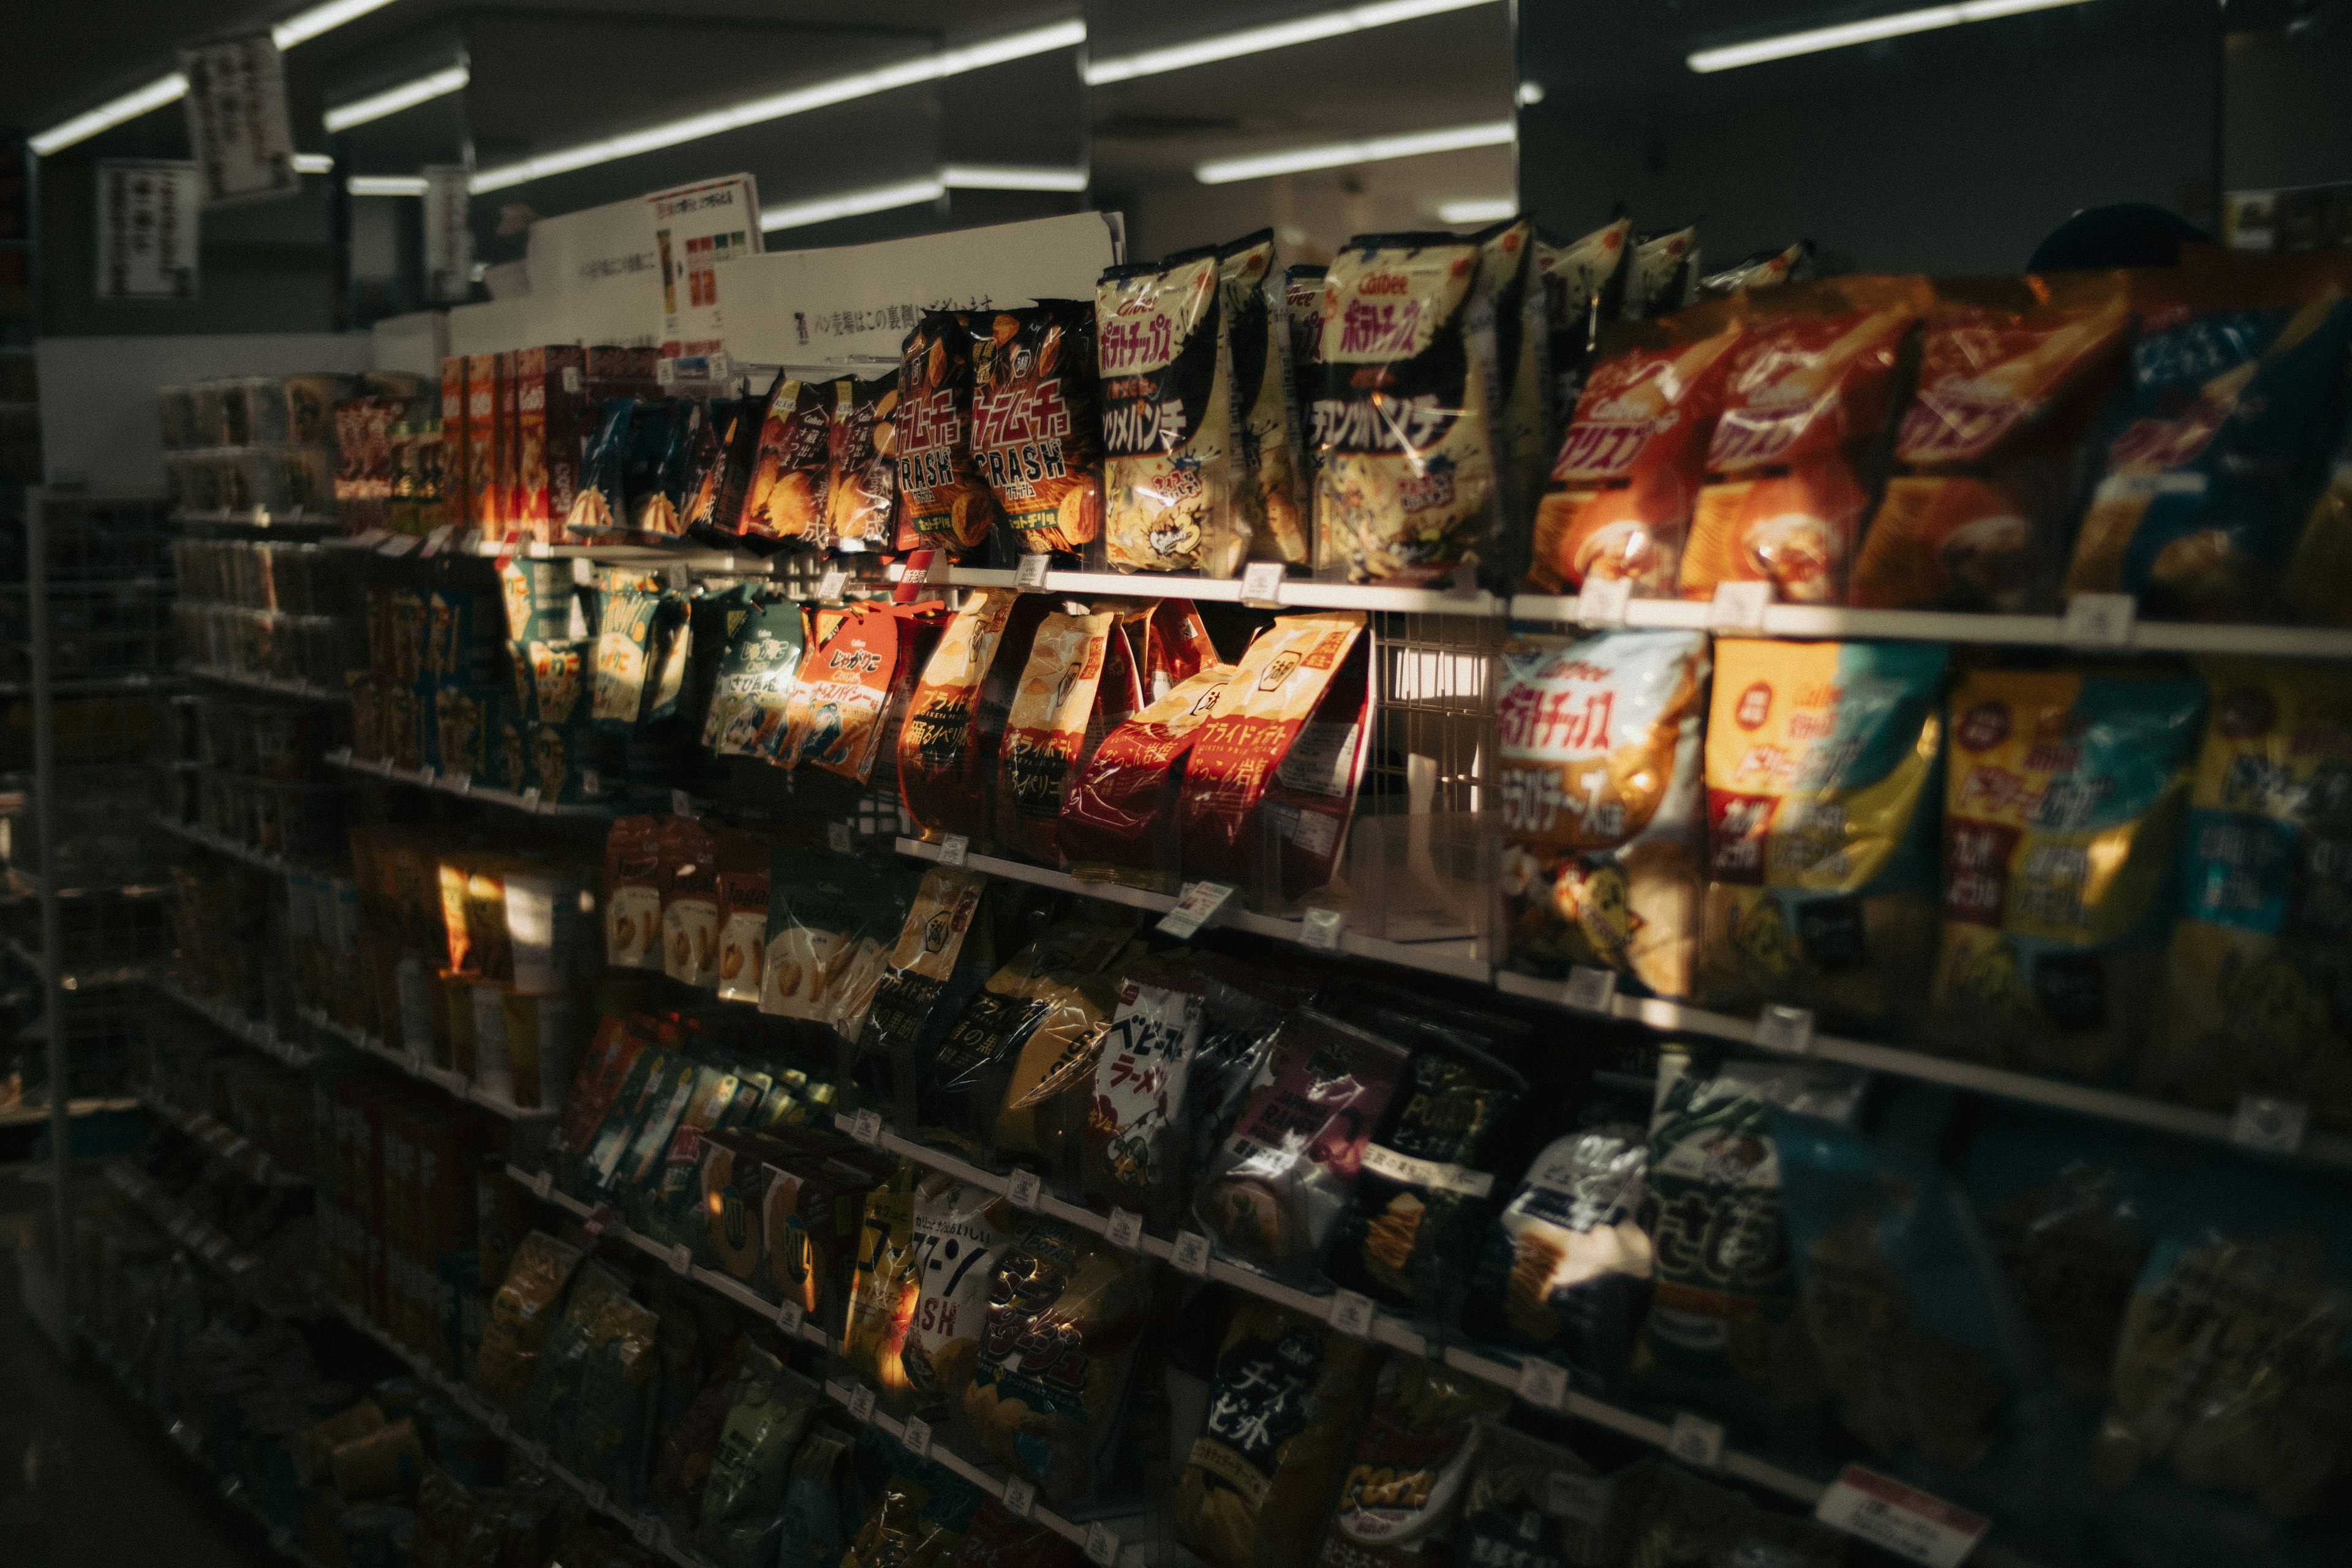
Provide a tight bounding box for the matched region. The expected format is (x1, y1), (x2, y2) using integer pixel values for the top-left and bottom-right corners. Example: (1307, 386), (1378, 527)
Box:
(134, 1088), (304, 1186)
(304, 1006), (555, 1120)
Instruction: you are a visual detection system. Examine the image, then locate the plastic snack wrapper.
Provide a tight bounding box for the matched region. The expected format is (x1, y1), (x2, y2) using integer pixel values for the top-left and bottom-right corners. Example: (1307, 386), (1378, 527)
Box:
(1454, 1424), (1622, 1568)
(566, 398), (634, 538)
(1286, 263), (1330, 514)
(1312, 1354), (1509, 1568)
(1680, 281), (1926, 604)
(758, 843), (919, 1026)
(1480, 216), (1553, 562)
(2141, 662), (2352, 1128)
(1536, 216), (1632, 449)
(1614, 1461), (1851, 1566)
(1698, 239), (1815, 298)
(841, 1428), (988, 1568)
(1626, 225), (1702, 320)
(859, 867), (993, 1102)
(736, 377), (831, 543)
(969, 301), (1105, 558)
(992, 609), (1141, 866)
(1525, 316), (1743, 596)
(1097, 249), (1246, 575)
(683, 381), (767, 535)
(827, 372), (900, 551)
(896, 311), (1006, 559)
(1926, 666), (2205, 1082)
(657, 815), (721, 990)
(903, 1172), (1017, 1413)
(843, 1159), (923, 1411)
(1221, 231), (1311, 565)
(2287, 410), (2352, 626)
(1080, 962), (1207, 1229)
(1060, 665), (1238, 893)
(1697, 637), (1948, 1034)
(781, 602), (935, 785)
(773, 1427), (858, 1568)
(1311, 232), (1507, 586)
(1853, 281), (2130, 611)
(703, 589), (805, 758)
(693, 1348), (824, 1568)
(897, 588), (1046, 844)
(1172, 1300), (1379, 1568)
(1497, 629), (1710, 998)
(603, 815), (664, 971)
(470, 1231), (587, 1408)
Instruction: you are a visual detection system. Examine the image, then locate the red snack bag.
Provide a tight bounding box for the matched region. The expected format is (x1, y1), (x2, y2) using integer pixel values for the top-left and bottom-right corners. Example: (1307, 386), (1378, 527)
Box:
(782, 602), (937, 785)
(738, 378), (832, 543)
(895, 311), (1004, 559)
(897, 588), (1049, 844)
(994, 610), (1142, 865)
(1061, 665), (1238, 892)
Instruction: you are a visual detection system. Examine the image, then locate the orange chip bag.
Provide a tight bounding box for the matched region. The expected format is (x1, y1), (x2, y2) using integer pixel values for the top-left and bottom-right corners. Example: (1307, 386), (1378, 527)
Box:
(896, 312), (1005, 559)
(782, 603), (933, 785)
(898, 589), (1047, 843)
(739, 379), (832, 543)
(971, 303), (1106, 557)
(995, 610), (1142, 865)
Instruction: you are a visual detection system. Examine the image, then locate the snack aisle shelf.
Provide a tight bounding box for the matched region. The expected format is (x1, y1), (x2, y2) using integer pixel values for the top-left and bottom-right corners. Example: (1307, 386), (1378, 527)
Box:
(105, 1160), (268, 1281)
(156, 978), (322, 1069)
(182, 663), (345, 703)
(9, 933), (157, 992)
(134, 1087), (309, 1188)
(0, 1095), (139, 1128)
(911, 560), (1512, 619)
(504, 1163), (1174, 1564)
(324, 747), (625, 821)
(300, 1006), (556, 1121)
(153, 815), (300, 877)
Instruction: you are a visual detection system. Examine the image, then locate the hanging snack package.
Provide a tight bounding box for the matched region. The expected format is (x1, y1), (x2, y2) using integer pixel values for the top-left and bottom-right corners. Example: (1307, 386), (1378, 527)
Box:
(1536, 217), (1633, 447)
(1926, 665), (2206, 1082)
(1455, 1425), (1621, 1568)
(2289, 410), (2352, 627)
(1081, 963), (1208, 1229)
(898, 589), (1044, 845)
(1313, 1355), (1511, 1568)
(1615, 1463), (1850, 1567)
(695, 1348), (824, 1568)
(962, 1216), (1151, 1504)
(1679, 285), (1923, 604)
(1853, 283), (2130, 612)
(712, 829), (771, 1004)
(1479, 216), (1553, 563)
(1286, 264), (1330, 521)
(1698, 240), (1815, 298)
(2067, 269), (2352, 620)
(1525, 316), (1744, 597)
(844, 1159), (924, 1410)
(625, 399), (692, 535)
(1194, 1008), (1410, 1287)
(684, 377), (771, 535)
(986, 930), (1139, 1170)
(902, 1173), (1018, 1414)
(1061, 665), (1239, 894)
(826, 373), (900, 552)
(1496, 629), (1710, 998)
(1313, 232), (1506, 586)
(759, 843), (919, 1025)
(1098, 248), (1246, 576)
(2143, 662), (2352, 1127)
(994, 609), (1139, 866)
(703, 589), (807, 758)
(918, 919), (1134, 1155)
(658, 815), (721, 990)
(858, 867), (990, 1075)
(737, 377), (832, 545)
(896, 311), (1004, 559)
(1697, 638), (1948, 1035)
(774, 1427), (858, 1568)
(576, 1292), (664, 1502)
(470, 1231), (586, 1408)
(783, 603), (929, 784)
(603, 815), (665, 971)
(970, 301), (1106, 559)
(1172, 1300), (1379, 1568)
(1626, 226), (1702, 320)
(566, 399), (635, 538)
(1220, 231), (1311, 566)
(591, 580), (662, 731)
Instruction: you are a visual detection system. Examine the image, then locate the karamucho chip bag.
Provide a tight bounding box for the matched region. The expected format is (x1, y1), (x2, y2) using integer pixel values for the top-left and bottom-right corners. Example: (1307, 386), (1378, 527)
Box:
(969, 302), (1105, 557)
(1097, 249), (1246, 576)
(1060, 665), (1238, 894)
(1496, 629), (1709, 999)
(994, 609), (1140, 866)
(896, 312), (1004, 559)
(1219, 230), (1310, 565)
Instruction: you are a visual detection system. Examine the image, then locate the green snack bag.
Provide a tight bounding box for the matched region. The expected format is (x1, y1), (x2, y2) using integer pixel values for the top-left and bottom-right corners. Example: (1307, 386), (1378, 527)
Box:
(695, 1348), (824, 1568)
(514, 1261), (628, 1443)
(592, 584), (662, 731)
(578, 1292), (663, 1505)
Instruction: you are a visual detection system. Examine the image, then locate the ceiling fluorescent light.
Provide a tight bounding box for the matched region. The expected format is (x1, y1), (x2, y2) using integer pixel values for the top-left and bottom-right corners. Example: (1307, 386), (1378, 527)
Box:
(292, 152), (334, 173)
(1086, 0), (1496, 85)
(475, 19), (1085, 194)
(1438, 197), (1517, 223)
(760, 178), (945, 233)
(28, 73), (187, 157)
(323, 63), (469, 132)
(941, 164), (1089, 192)
(1688, 0), (2092, 71)
(270, 0), (404, 49)
(1196, 118), (1515, 185)
(347, 174), (429, 195)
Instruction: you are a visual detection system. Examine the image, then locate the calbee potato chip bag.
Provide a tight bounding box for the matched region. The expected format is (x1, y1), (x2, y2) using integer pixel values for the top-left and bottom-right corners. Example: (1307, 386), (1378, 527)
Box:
(1097, 249), (1246, 575)
(994, 610), (1139, 866)
(1060, 665), (1238, 894)
(897, 589), (1043, 845)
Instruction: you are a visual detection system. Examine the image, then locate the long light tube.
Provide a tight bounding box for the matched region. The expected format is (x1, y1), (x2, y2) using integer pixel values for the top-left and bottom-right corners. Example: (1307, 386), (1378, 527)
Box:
(474, 20), (1085, 195)
(1437, 197), (1517, 223)
(941, 164), (1089, 192)
(1085, 0), (1497, 85)
(1196, 118), (1514, 186)
(347, 173), (430, 195)
(292, 152), (335, 173)
(323, 63), (469, 133)
(1687, 0), (2093, 72)
(760, 178), (945, 233)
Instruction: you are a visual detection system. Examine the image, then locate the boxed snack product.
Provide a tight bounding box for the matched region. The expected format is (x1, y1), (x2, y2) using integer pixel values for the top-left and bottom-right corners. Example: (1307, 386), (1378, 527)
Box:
(1220, 232), (1310, 565)
(765, 1139), (894, 1328)
(739, 378), (832, 543)
(510, 347), (590, 541)
(466, 353), (503, 536)
(970, 302), (1104, 557)
(1098, 248), (1245, 575)
(897, 312), (1003, 558)
(1496, 629), (1710, 998)
(1313, 1355), (1510, 1567)
(993, 609), (1137, 865)
(898, 589), (1044, 844)
(827, 373), (899, 551)
(1060, 665), (1238, 893)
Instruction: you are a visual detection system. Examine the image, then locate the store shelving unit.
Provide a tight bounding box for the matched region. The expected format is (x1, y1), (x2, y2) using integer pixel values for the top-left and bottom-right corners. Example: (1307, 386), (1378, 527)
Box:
(300, 1005), (556, 1121)
(323, 747), (624, 820)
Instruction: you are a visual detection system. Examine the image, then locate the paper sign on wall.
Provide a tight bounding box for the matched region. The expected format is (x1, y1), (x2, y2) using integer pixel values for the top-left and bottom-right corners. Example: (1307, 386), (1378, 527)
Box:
(94, 161), (202, 300)
(179, 34), (299, 206)
(424, 165), (472, 304)
(649, 175), (760, 379)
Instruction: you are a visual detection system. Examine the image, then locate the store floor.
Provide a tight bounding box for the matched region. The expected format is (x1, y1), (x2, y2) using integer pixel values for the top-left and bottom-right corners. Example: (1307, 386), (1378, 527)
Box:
(0, 1174), (268, 1568)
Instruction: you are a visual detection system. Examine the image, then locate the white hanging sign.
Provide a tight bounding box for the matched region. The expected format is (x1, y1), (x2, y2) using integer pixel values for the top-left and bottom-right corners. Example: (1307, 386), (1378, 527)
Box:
(649, 175), (761, 378)
(179, 34), (300, 206)
(94, 161), (201, 300)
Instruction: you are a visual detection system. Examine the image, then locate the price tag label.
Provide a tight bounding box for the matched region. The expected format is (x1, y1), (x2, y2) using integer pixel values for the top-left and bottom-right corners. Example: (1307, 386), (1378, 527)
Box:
(520, 787), (543, 812)
(2061, 592), (2136, 647)
(999, 1474), (1036, 1520)
(900, 1415), (933, 1459)
(668, 563), (690, 592)
(850, 1109), (884, 1146)
(529, 1169), (554, 1200)
(631, 1516), (662, 1548)
(1157, 880), (1235, 940)
(1171, 1231), (1214, 1279)
(448, 773), (472, 794)
(1562, 965), (1618, 1014)
(816, 567), (850, 604)
(421, 525), (454, 558)
(1327, 1289), (1377, 1340)
(1517, 1357), (1571, 1412)
(416, 764), (437, 785)
(847, 1385), (878, 1424)
(827, 822), (853, 854)
(527, 541), (554, 559)
(1298, 908), (1345, 951)
(1240, 560), (1287, 606)
(270, 1526), (293, 1551)
(377, 533), (420, 557)
(1708, 580), (1771, 631)
(1014, 554), (1053, 590)
(938, 833), (970, 868)
(670, 790), (698, 818)
(1813, 1464), (1989, 1568)
(581, 768), (605, 797)
(1085, 1523), (1122, 1568)
(668, 1242), (693, 1275)
(1104, 1208), (1144, 1251)
(517, 1438), (550, 1466)
(2230, 1093), (2309, 1155)
(1754, 1003), (1815, 1055)
(1005, 1169), (1044, 1211)
(776, 1299), (805, 1333)
(1575, 576), (1632, 627)
(584, 1480), (611, 1510)
(571, 557), (595, 584)
(1665, 1412), (1725, 1469)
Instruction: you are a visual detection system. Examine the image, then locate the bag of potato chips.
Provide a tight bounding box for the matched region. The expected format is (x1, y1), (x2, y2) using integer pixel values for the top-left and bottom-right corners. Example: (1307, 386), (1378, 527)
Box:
(903, 1172), (1016, 1415)
(1479, 217), (1553, 559)
(1626, 226), (1701, 320)
(1925, 665), (2204, 1082)
(970, 302), (1105, 559)
(1536, 217), (1632, 445)
(1453, 1425), (1620, 1568)
(1060, 665), (1239, 894)
(1697, 637), (1948, 1033)
(1220, 231), (1311, 566)
(898, 589), (1046, 845)
(994, 609), (1141, 866)
(1098, 249), (1246, 576)
(896, 311), (1005, 559)
(1496, 629), (1710, 999)
(844, 1159), (923, 1411)
(783, 603), (933, 785)
(827, 373), (899, 552)
(739, 378), (832, 543)
(1313, 1354), (1510, 1568)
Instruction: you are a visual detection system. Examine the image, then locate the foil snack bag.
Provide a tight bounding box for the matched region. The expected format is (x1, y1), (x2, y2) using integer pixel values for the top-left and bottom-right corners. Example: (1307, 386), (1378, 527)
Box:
(1313, 1355), (1511, 1568)
(1060, 665), (1238, 893)
(897, 312), (1005, 559)
(1097, 249), (1246, 575)
(1536, 216), (1632, 445)
(897, 589), (1042, 845)
(826, 372), (899, 552)
(782, 603), (929, 785)
(1221, 230), (1311, 565)
(739, 377), (833, 543)
(993, 610), (1139, 865)
(970, 302), (1105, 557)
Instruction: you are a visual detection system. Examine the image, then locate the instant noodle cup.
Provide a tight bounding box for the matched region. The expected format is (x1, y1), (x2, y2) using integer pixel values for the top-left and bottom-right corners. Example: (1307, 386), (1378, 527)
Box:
(1220, 230), (1310, 566)
(1313, 1355), (1510, 1568)
(993, 609), (1140, 866)
(1496, 629), (1709, 998)
(897, 589), (1047, 845)
(1925, 666), (2204, 1082)
(1697, 638), (1948, 1033)
(1061, 665), (1238, 894)
(1098, 248), (1246, 575)
(2142, 662), (2352, 1128)
(970, 302), (1105, 558)
(1312, 232), (1507, 585)
(1177, 610), (1371, 909)
(896, 312), (1004, 559)
(826, 372), (899, 551)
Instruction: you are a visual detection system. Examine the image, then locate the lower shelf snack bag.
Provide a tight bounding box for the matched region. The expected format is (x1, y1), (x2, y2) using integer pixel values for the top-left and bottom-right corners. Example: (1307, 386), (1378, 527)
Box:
(1312, 231), (1507, 586)
(843, 1158), (923, 1411)
(1312, 1354), (1511, 1568)
(774, 1425), (858, 1568)
(737, 377), (832, 543)
(1679, 281), (1926, 605)
(895, 311), (1004, 559)
(1454, 1424), (1623, 1568)
(694, 1346), (824, 1568)
(903, 1173), (1017, 1414)
(577, 1291), (663, 1502)
(759, 843), (921, 1027)
(970, 301), (1105, 559)
(657, 815), (720, 990)
(1697, 637), (1949, 1035)
(1061, 665), (1238, 892)
(951, 1498), (1082, 1568)
(2288, 413), (2352, 627)
(827, 373), (899, 552)
(765, 1137), (895, 1329)
(515, 1259), (627, 1447)
(2141, 661), (2352, 1129)
(1221, 231), (1310, 566)
(1614, 1460), (1851, 1566)
(1636, 1048), (1866, 1441)
(1497, 628), (1711, 998)
(1195, 1007), (1410, 1287)
(782, 602), (935, 785)
(898, 589), (1044, 844)
(1525, 315), (1744, 597)
(1177, 609), (1372, 908)
(842, 1430), (989, 1568)
(1097, 247), (1246, 576)
(1925, 665), (2206, 1082)
(962, 1215), (1150, 1504)
(712, 829), (771, 1005)
(1852, 281), (2130, 612)
(994, 609), (1140, 865)
(858, 868), (993, 1112)
(1081, 960), (1208, 1229)
(469, 1231), (586, 1408)
(1172, 1300), (1379, 1568)
(703, 589), (807, 760)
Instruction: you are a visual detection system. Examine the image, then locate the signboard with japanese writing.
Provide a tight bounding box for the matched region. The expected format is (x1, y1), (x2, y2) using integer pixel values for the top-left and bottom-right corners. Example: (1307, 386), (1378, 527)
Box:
(94, 160), (201, 300)
(178, 34), (299, 206)
(424, 165), (472, 304)
(647, 174), (760, 378)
